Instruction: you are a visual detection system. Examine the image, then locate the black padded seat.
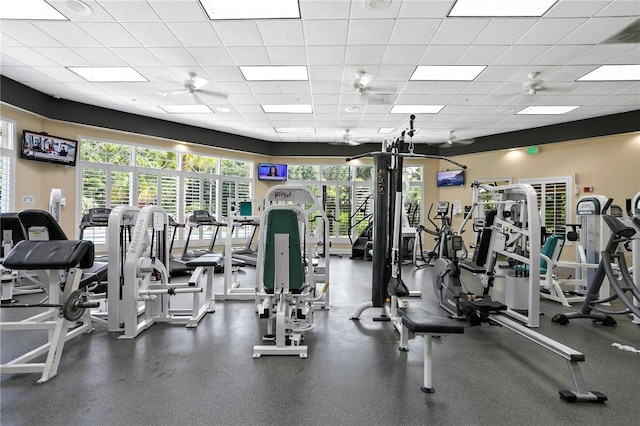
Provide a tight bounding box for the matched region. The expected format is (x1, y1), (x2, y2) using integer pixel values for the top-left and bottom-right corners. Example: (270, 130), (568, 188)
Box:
(3, 240), (94, 270)
(399, 307), (464, 335)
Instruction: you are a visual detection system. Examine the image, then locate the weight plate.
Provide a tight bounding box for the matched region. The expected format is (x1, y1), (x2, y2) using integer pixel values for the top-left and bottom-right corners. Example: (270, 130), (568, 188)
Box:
(62, 290), (85, 321)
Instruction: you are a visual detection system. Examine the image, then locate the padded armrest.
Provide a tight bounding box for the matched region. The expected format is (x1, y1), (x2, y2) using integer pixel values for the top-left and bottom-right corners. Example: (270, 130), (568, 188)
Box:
(2, 240), (95, 270)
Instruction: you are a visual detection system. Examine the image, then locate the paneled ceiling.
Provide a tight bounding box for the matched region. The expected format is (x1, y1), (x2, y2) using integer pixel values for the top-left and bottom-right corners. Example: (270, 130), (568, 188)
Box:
(1, 0), (639, 148)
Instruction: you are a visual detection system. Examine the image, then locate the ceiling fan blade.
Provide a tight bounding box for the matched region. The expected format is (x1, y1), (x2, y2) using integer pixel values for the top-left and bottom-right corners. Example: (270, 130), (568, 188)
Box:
(198, 89), (229, 99)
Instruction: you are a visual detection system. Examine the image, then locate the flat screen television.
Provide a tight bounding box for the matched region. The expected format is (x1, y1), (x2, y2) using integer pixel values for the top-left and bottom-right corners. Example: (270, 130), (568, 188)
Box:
(258, 163), (287, 181)
(436, 170), (464, 187)
(20, 130), (78, 167)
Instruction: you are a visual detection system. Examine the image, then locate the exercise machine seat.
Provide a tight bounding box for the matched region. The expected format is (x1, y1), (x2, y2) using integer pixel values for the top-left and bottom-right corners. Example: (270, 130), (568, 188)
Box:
(3, 240), (95, 270)
(399, 307), (464, 335)
(262, 209), (304, 293)
(514, 234), (565, 275)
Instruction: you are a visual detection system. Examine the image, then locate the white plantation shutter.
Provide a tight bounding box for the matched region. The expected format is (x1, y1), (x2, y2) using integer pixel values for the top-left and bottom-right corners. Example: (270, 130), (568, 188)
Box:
(521, 177), (571, 236)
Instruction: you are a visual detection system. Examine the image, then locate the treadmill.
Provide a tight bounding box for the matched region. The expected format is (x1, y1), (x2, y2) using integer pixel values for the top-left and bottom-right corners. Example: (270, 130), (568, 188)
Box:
(229, 218), (260, 266)
(167, 215), (193, 276)
(182, 210), (244, 271)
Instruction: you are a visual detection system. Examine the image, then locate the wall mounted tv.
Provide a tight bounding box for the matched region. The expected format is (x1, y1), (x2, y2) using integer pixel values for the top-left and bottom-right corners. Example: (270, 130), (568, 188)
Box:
(257, 163), (287, 181)
(436, 170), (465, 187)
(20, 130), (78, 167)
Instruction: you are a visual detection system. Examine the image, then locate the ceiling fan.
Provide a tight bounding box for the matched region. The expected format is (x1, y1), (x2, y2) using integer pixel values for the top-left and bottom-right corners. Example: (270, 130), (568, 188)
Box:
(427, 130), (475, 148)
(159, 72), (227, 100)
(347, 71), (396, 96)
(329, 129), (370, 146)
(522, 71), (545, 95)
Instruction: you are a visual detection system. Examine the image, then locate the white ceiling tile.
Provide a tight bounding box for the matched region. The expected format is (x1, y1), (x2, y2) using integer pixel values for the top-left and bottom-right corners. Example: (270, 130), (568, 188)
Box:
(1, 47), (59, 67)
(530, 45), (592, 66)
(347, 19), (395, 45)
(247, 82), (281, 94)
(308, 66), (344, 81)
(473, 18), (537, 45)
(516, 18), (588, 45)
(457, 45), (510, 65)
(595, 0), (640, 17)
(185, 48), (231, 67)
(307, 46), (346, 65)
(63, 82), (109, 96)
(299, 0), (350, 19)
(376, 66), (415, 81)
(398, 1), (454, 18)
(609, 45), (640, 64)
(149, 0), (212, 22)
(279, 81), (312, 93)
(258, 20), (304, 46)
(0, 21), (62, 47)
(31, 22), (102, 48)
(344, 45), (386, 65)
(303, 20), (349, 45)
(349, 0), (402, 19)
(266, 46), (307, 65)
(204, 66), (245, 81)
(166, 22), (222, 47)
(0, 34), (23, 47)
(213, 21), (262, 47)
(381, 45), (428, 65)
(561, 17), (638, 45)
(417, 45), (467, 65)
(32, 47), (93, 66)
(1, 66), (55, 83)
(148, 48), (198, 66)
(546, 1), (610, 17)
(227, 46), (270, 65)
(431, 18), (490, 45)
(389, 19), (440, 45)
(99, 0), (161, 22)
(78, 23), (143, 47)
(70, 47), (127, 66)
(493, 45), (551, 66)
(214, 81), (252, 94)
(123, 23), (182, 47)
(111, 48), (164, 67)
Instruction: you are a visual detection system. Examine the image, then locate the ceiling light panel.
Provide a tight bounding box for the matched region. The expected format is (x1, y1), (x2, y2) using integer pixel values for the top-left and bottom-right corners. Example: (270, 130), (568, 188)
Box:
(161, 105), (214, 114)
(517, 106), (580, 115)
(449, 0), (558, 17)
(0, 0), (68, 20)
(577, 65), (640, 81)
(390, 105), (445, 114)
(200, 0), (300, 20)
(410, 66), (487, 81)
(68, 67), (148, 82)
(240, 66), (308, 81)
(262, 104), (312, 113)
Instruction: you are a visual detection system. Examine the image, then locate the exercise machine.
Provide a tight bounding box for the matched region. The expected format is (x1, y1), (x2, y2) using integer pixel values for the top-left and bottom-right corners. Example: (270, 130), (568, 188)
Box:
(552, 197), (640, 326)
(0, 216), (100, 383)
(253, 199), (328, 358)
(228, 198), (262, 267)
(117, 206), (211, 339)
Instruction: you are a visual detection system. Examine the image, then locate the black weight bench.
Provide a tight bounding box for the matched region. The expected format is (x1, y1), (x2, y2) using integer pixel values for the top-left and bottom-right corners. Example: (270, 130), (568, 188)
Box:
(398, 307), (464, 393)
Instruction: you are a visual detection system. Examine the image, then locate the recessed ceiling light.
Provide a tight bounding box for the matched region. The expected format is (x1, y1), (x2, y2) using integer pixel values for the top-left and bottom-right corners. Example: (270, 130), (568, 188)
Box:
(199, 0), (300, 20)
(161, 105), (214, 114)
(363, 0), (392, 11)
(215, 106), (232, 113)
(344, 106), (360, 113)
(410, 66), (486, 81)
(68, 67), (147, 82)
(239, 66), (308, 81)
(275, 127), (316, 133)
(577, 65), (640, 81)
(390, 105), (444, 114)
(262, 104), (312, 113)
(1, 0), (68, 20)
(65, 0), (92, 16)
(449, 0), (558, 17)
(517, 106), (580, 115)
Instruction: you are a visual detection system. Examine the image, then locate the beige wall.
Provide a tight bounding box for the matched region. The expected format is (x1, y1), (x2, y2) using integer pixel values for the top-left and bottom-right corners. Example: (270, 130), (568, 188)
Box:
(3, 104), (640, 245)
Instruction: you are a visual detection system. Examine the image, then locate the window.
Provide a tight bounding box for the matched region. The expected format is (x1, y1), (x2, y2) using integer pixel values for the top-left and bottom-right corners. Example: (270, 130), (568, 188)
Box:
(78, 136), (253, 249)
(0, 118), (15, 212)
(520, 177), (572, 236)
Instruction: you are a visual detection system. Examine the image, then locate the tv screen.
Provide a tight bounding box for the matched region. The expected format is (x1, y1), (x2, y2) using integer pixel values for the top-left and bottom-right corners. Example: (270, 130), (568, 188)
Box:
(21, 130), (78, 167)
(437, 170), (464, 187)
(258, 163), (287, 181)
